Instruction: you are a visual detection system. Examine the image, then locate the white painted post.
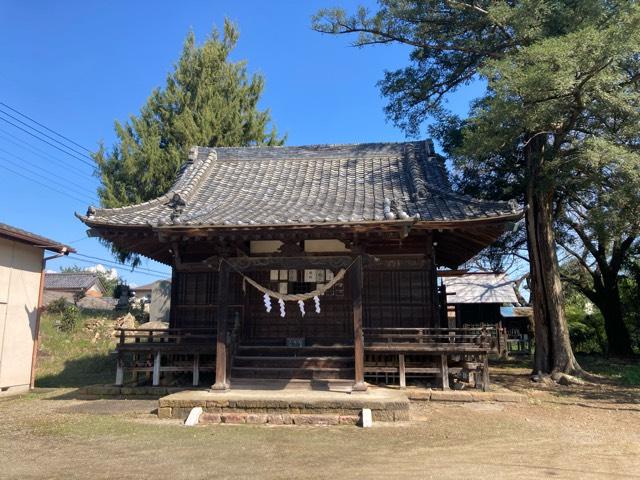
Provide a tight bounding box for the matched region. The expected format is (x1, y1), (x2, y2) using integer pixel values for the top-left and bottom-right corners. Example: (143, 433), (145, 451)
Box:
(184, 407), (203, 426)
(361, 408), (373, 428)
(152, 351), (161, 386)
(115, 357), (124, 386)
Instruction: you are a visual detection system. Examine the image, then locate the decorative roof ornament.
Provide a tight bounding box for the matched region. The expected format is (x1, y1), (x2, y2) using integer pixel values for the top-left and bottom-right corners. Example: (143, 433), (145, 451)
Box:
(86, 206), (96, 219)
(384, 198), (412, 220)
(508, 199), (520, 213)
(383, 198), (396, 220)
(168, 192), (187, 224)
(187, 146), (199, 163)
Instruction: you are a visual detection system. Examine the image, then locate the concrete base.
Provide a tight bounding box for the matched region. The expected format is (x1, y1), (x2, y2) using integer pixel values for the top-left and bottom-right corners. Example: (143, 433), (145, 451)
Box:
(158, 383), (411, 423)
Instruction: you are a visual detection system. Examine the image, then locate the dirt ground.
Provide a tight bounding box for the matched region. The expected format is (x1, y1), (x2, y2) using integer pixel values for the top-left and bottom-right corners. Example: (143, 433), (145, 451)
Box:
(1, 368), (639, 480)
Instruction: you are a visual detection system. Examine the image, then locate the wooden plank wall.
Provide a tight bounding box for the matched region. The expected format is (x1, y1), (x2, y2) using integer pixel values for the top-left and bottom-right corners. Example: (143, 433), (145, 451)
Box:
(170, 254), (439, 341)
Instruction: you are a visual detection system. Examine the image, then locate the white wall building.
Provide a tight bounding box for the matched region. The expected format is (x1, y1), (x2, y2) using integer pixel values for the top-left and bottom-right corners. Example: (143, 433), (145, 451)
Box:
(0, 223), (72, 396)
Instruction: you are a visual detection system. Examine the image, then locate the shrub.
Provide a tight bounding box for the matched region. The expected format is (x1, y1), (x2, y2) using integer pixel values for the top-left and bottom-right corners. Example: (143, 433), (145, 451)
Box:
(47, 297), (68, 315)
(59, 304), (81, 333)
(128, 302), (149, 324)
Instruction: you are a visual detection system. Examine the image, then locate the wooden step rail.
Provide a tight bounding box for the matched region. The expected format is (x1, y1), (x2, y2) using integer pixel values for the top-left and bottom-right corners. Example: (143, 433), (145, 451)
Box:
(363, 327), (494, 391)
(114, 328), (217, 387)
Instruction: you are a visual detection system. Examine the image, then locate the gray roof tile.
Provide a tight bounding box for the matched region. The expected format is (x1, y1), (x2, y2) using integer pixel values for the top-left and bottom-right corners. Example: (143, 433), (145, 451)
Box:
(80, 140), (520, 228)
(45, 272), (101, 291)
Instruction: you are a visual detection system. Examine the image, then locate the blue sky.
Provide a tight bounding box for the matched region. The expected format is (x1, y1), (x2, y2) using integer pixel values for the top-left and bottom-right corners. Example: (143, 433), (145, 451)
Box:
(0, 0), (481, 286)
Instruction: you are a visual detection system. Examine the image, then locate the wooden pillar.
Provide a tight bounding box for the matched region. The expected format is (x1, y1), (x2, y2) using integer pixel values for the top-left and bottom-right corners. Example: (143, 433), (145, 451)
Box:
(440, 353), (450, 390)
(398, 354), (406, 389)
(482, 355), (490, 392)
(351, 255), (367, 392)
(425, 233), (439, 327)
(212, 260), (230, 391)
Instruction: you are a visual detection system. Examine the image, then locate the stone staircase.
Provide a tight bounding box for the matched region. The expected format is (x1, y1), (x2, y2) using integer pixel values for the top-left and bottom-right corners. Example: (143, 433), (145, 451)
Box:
(231, 345), (355, 380)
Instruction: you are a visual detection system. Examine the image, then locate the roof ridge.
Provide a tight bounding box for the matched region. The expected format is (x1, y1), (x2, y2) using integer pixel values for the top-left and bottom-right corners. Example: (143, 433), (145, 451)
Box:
(47, 271), (96, 275)
(205, 140), (425, 150)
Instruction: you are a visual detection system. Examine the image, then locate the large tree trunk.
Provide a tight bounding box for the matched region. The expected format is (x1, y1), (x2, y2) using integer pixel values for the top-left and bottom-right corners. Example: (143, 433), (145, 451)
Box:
(596, 276), (634, 357)
(526, 142), (581, 375)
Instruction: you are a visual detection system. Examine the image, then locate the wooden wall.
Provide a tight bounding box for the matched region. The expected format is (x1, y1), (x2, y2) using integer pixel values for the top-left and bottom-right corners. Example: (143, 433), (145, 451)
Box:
(170, 253), (439, 344)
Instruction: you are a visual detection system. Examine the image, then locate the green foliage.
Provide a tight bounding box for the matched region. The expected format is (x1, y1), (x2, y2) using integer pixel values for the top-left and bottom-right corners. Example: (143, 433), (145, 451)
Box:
(59, 304), (81, 333)
(46, 297), (68, 315)
(564, 286), (606, 353)
(93, 19), (284, 264)
(36, 312), (117, 387)
(113, 283), (131, 300)
(577, 355), (640, 386)
(316, 1), (640, 362)
(620, 264), (640, 351)
(128, 302), (149, 324)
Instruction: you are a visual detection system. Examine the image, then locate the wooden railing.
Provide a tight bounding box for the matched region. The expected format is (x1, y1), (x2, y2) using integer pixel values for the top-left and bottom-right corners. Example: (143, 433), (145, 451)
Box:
(362, 326), (501, 391)
(363, 326), (498, 351)
(115, 327), (216, 347)
(113, 327), (217, 387)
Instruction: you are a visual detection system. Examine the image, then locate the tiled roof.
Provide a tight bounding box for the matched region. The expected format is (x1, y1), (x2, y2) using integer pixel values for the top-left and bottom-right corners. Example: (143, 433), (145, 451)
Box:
(79, 140), (521, 228)
(45, 272), (102, 291)
(442, 273), (519, 304)
(0, 222), (74, 254)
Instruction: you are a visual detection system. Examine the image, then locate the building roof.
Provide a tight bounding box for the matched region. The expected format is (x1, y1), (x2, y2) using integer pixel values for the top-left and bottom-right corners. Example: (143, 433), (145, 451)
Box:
(45, 272), (104, 292)
(132, 281), (157, 292)
(442, 273), (519, 304)
(0, 223), (74, 254)
(78, 141), (521, 229)
(501, 306), (533, 318)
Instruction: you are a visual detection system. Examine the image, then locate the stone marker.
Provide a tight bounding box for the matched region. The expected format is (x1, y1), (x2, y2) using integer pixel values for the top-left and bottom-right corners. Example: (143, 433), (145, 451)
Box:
(361, 408), (372, 428)
(184, 407), (203, 426)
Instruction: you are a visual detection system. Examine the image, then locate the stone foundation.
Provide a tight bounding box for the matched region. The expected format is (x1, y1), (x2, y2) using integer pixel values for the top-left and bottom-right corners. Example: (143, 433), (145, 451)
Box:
(158, 389), (411, 423)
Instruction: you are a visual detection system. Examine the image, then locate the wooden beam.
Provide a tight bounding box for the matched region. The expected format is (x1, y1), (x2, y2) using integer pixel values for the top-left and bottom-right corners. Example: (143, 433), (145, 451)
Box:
(192, 255), (357, 272)
(482, 355), (490, 392)
(211, 260), (230, 391)
(351, 255), (367, 392)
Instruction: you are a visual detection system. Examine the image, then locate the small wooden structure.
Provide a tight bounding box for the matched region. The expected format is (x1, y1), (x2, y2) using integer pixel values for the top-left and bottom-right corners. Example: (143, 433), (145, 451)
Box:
(78, 140), (521, 391)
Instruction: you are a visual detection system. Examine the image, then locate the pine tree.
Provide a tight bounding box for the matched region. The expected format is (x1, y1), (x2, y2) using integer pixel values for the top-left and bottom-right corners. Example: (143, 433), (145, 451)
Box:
(92, 20), (284, 264)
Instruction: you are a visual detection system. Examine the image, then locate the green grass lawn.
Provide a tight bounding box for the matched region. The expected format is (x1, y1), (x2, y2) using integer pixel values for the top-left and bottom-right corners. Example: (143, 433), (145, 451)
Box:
(35, 311), (119, 387)
(577, 354), (640, 386)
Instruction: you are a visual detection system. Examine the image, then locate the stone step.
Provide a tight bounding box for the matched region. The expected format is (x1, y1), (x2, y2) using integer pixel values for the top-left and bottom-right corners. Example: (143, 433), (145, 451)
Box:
(231, 366), (356, 380)
(199, 411), (360, 426)
(233, 355), (354, 369)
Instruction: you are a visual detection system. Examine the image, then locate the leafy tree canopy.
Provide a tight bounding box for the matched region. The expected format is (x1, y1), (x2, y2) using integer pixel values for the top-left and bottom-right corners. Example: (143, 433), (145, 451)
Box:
(93, 20), (284, 263)
(315, 0), (640, 373)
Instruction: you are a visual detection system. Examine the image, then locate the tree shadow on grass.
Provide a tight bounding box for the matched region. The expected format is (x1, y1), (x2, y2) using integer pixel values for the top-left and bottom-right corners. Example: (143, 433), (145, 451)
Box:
(491, 356), (640, 407)
(36, 353), (116, 388)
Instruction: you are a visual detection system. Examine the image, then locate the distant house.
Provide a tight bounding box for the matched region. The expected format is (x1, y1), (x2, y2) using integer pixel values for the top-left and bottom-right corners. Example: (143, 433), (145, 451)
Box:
(44, 272), (107, 304)
(132, 280), (172, 323)
(0, 223), (72, 396)
(131, 281), (155, 300)
(441, 272), (519, 326)
(441, 272), (531, 353)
